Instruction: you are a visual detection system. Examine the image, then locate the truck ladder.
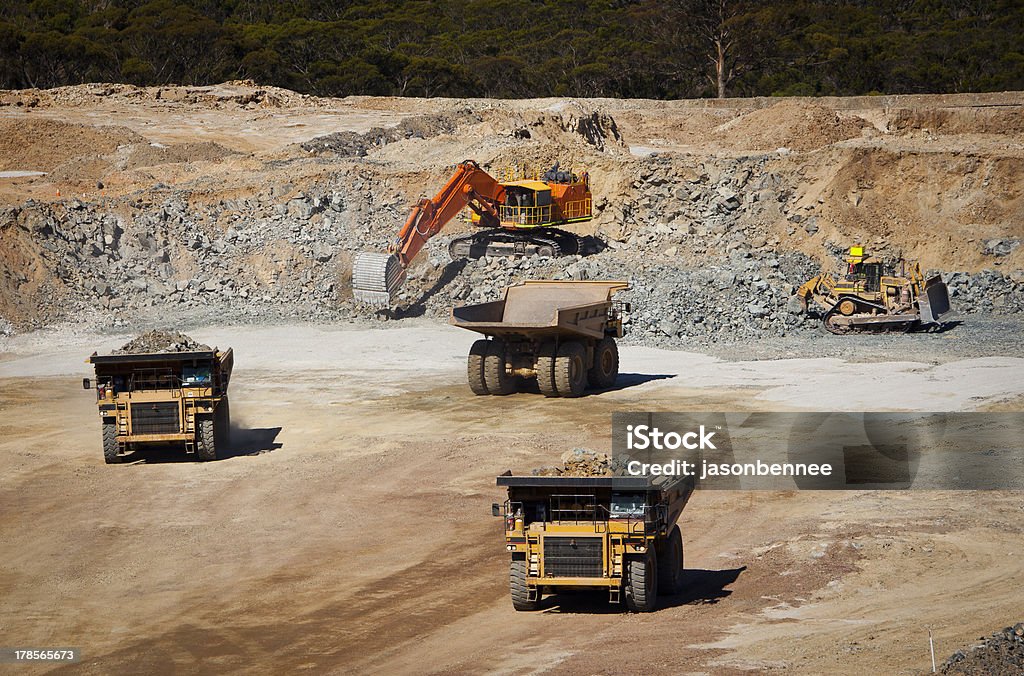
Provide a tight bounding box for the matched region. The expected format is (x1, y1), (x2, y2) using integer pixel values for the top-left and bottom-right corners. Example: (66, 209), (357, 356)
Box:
(182, 397), (197, 455)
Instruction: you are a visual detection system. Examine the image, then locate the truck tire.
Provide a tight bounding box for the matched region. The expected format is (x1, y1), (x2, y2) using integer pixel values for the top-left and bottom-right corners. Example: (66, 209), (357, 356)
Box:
(657, 526), (685, 595)
(467, 340), (490, 395)
(196, 415), (218, 461)
(484, 340), (515, 395)
(102, 420), (121, 464)
(587, 336), (619, 389)
(535, 341), (558, 397)
(510, 558), (539, 611)
(554, 341), (587, 398)
(216, 399), (232, 449)
(624, 551), (658, 612)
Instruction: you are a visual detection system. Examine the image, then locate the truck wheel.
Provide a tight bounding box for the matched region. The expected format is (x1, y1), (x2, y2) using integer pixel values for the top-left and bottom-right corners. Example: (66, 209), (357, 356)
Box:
(624, 551), (658, 612)
(587, 337), (619, 389)
(102, 421), (121, 464)
(535, 341), (558, 397)
(196, 415), (217, 461)
(657, 526), (685, 595)
(216, 399), (232, 448)
(484, 340), (515, 395)
(554, 341), (587, 397)
(510, 558), (538, 611)
(467, 340), (490, 395)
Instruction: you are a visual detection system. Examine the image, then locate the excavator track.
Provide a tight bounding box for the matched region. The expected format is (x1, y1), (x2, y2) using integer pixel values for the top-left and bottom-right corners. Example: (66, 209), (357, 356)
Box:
(447, 228), (580, 260)
(352, 252), (405, 307)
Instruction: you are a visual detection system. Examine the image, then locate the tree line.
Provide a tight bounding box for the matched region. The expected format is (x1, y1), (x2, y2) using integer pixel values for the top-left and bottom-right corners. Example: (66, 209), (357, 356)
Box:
(1, 0), (1022, 98)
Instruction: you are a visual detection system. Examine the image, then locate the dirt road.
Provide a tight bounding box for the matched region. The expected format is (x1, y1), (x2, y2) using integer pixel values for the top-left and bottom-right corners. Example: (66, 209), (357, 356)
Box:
(1, 324), (1022, 674)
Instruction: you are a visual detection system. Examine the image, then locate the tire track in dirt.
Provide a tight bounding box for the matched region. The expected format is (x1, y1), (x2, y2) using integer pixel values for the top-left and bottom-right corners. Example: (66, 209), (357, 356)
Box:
(63, 534), (505, 674)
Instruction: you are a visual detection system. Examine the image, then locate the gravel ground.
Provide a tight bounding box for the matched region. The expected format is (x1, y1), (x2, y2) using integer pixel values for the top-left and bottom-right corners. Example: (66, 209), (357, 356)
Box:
(689, 313), (1024, 363)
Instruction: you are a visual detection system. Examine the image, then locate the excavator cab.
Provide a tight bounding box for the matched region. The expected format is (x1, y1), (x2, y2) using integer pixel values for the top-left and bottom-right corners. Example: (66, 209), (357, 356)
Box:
(499, 181), (553, 227)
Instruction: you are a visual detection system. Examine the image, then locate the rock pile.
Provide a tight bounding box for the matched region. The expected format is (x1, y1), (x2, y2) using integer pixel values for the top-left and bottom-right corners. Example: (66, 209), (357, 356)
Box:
(532, 449), (614, 477)
(115, 329), (210, 354)
(301, 112), (472, 157)
(942, 622), (1024, 674)
(946, 270), (1024, 314)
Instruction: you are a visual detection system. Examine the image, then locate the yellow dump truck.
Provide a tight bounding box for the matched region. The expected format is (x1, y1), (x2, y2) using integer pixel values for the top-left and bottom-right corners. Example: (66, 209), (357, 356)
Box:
(84, 348), (233, 463)
(451, 280), (629, 397)
(494, 472), (692, 612)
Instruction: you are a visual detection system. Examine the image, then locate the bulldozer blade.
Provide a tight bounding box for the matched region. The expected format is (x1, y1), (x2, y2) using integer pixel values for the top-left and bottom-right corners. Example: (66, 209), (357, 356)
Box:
(918, 276), (954, 324)
(352, 252), (406, 307)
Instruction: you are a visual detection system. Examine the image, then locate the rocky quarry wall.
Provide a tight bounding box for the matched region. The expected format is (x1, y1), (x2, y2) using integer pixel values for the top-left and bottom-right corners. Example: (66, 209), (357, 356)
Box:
(0, 86), (1022, 344)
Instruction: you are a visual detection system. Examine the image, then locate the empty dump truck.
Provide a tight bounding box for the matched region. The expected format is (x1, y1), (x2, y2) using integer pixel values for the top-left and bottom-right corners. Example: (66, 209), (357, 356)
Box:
(85, 348), (233, 463)
(451, 280), (629, 397)
(494, 472), (692, 611)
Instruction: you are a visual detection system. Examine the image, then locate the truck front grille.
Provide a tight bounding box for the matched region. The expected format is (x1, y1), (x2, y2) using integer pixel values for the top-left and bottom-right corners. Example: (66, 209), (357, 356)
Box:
(130, 402), (180, 434)
(543, 537), (603, 578)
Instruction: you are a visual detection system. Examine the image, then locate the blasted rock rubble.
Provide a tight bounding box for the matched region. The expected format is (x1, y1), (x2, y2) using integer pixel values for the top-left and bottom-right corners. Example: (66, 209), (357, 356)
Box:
(941, 622), (1024, 674)
(532, 449), (616, 477)
(113, 329), (210, 354)
(2, 152), (1023, 344)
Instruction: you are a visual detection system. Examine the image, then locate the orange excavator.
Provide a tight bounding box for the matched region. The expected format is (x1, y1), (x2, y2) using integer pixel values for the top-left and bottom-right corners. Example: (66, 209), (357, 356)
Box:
(352, 159), (593, 306)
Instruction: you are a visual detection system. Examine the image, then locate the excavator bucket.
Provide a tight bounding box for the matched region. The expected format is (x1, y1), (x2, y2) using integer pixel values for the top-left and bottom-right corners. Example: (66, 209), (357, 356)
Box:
(918, 275), (954, 324)
(352, 252), (406, 306)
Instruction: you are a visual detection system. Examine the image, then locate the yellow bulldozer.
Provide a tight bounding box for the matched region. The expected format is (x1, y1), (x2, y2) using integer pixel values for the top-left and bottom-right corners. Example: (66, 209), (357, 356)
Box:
(797, 246), (954, 334)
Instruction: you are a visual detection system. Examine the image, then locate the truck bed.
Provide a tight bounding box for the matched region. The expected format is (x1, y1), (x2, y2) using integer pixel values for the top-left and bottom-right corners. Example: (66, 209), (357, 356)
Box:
(496, 473), (691, 494)
(88, 350), (218, 365)
(451, 280), (627, 339)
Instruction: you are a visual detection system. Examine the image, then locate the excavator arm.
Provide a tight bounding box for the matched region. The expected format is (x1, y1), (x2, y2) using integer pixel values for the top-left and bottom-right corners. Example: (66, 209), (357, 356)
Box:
(353, 160), (505, 306)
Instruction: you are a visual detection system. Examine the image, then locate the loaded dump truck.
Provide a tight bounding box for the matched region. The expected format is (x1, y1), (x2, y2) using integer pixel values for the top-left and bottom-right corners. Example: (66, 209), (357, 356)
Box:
(494, 472), (692, 612)
(85, 345), (233, 463)
(451, 280), (629, 397)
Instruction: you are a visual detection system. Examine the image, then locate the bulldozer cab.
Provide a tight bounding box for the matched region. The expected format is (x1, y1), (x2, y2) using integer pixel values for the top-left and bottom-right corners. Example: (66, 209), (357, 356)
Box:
(843, 247), (886, 293)
(845, 260), (884, 292)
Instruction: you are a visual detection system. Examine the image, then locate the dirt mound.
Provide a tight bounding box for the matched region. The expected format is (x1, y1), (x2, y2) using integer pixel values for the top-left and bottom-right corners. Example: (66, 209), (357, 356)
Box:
(124, 141), (238, 169)
(713, 101), (867, 151)
(0, 118), (143, 172)
(889, 106), (1024, 136)
(114, 329), (210, 354)
(942, 622), (1024, 674)
(0, 81), (316, 110)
